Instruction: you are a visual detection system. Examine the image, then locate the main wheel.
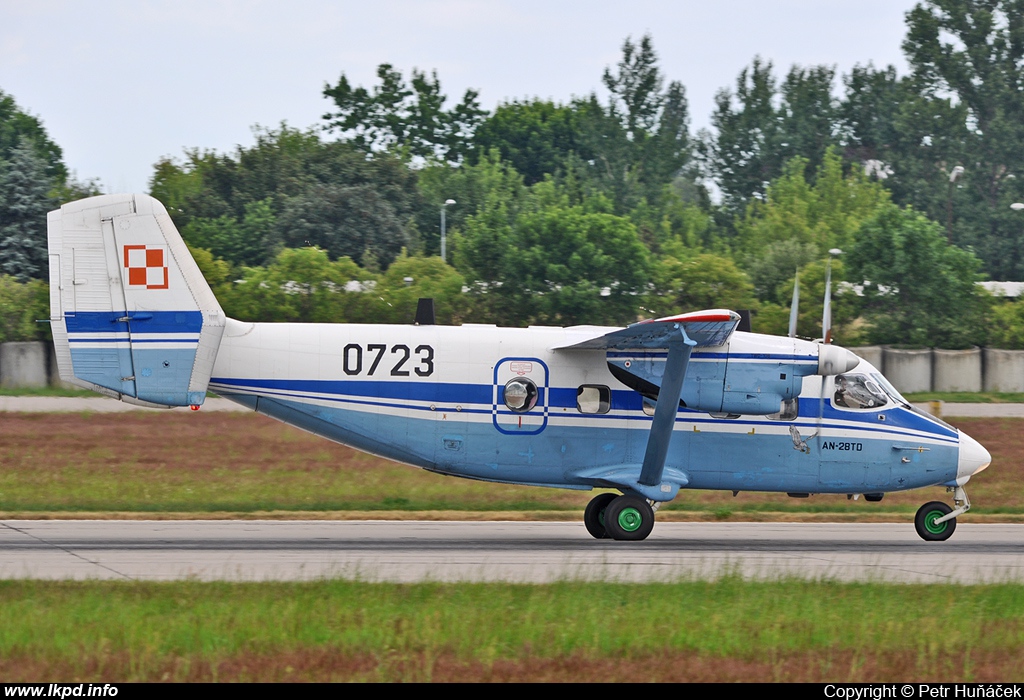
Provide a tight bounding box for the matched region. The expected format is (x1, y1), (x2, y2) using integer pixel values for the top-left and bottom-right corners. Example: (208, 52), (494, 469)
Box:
(584, 493), (618, 539)
(915, 501), (957, 541)
(604, 496), (655, 541)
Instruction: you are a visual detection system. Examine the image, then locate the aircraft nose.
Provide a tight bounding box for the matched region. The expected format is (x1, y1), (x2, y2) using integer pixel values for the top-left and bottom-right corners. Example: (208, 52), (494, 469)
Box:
(958, 432), (991, 479)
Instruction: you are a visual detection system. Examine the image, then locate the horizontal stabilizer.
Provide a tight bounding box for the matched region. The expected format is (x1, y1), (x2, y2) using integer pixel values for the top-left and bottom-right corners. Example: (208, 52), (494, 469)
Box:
(552, 309), (741, 351)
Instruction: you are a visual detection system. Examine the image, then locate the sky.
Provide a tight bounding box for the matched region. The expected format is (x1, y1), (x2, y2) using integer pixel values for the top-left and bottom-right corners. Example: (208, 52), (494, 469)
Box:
(1, 0), (920, 193)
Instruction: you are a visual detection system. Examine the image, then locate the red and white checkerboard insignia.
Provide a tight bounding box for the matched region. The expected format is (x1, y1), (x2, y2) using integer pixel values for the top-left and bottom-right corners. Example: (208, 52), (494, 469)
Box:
(123, 245), (169, 289)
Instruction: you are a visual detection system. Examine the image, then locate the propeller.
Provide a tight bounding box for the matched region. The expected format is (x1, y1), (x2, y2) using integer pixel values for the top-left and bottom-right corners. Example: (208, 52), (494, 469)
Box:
(791, 248), (844, 452)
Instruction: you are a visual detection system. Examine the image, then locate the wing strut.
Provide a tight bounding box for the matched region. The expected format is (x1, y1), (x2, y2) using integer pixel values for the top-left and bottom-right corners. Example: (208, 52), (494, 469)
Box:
(638, 326), (696, 488)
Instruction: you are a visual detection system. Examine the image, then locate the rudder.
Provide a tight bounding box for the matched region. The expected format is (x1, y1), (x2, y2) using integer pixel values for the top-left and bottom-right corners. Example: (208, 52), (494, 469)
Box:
(47, 193), (226, 407)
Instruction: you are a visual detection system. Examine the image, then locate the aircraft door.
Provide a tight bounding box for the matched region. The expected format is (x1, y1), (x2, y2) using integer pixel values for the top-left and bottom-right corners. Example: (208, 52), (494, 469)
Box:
(492, 357), (549, 435)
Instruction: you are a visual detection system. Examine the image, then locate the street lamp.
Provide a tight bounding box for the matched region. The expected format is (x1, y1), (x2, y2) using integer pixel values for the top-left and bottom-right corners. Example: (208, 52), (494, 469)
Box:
(947, 165), (965, 244)
(440, 199), (456, 262)
(1011, 203), (1024, 211)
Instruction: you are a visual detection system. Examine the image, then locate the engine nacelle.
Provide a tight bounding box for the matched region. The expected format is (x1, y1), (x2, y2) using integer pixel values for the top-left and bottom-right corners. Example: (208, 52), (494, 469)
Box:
(607, 332), (860, 415)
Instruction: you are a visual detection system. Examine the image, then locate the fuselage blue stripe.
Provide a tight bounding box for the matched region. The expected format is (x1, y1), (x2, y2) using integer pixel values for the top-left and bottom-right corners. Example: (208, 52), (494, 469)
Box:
(64, 310), (203, 335)
(210, 377), (958, 444)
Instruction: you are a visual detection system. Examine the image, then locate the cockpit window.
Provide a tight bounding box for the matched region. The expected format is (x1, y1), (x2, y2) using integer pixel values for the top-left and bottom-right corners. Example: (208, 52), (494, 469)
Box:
(871, 373), (909, 406)
(834, 374), (888, 410)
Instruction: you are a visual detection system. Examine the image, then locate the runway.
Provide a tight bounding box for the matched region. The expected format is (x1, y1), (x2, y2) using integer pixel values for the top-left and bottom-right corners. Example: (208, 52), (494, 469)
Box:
(1, 520), (1022, 584)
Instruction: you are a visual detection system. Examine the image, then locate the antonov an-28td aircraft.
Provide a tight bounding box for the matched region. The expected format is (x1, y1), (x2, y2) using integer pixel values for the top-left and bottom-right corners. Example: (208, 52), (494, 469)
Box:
(47, 194), (992, 542)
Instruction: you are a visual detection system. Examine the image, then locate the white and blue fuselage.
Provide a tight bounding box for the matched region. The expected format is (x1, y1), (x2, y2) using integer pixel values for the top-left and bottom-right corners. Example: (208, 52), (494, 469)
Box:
(206, 320), (984, 498)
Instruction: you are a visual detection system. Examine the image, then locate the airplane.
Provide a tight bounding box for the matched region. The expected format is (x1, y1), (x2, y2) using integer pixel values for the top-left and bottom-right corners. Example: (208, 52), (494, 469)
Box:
(45, 193), (991, 542)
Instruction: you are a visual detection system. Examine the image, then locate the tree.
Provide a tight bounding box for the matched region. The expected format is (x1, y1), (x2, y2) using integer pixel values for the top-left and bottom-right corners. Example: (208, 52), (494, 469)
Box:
(734, 149), (892, 258)
(275, 184), (409, 268)
(571, 35), (693, 212)
(181, 198), (277, 267)
(150, 126), (422, 269)
(497, 188), (651, 326)
(323, 64), (486, 163)
(648, 252), (757, 316)
(220, 247), (380, 324)
(703, 59), (842, 209)
(473, 100), (587, 185)
(847, 204), (991, 348)
(0, 89), (66, 183)
(0, 137), (55, 281)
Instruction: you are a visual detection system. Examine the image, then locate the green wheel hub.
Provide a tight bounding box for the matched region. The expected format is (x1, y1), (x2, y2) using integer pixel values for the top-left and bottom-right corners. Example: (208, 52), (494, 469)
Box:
(617, 507), (643, 532)
(924, 510), (949, 535)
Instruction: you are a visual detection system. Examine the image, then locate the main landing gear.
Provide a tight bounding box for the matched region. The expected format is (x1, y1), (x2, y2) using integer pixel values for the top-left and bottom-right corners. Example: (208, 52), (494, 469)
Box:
(914, 485), (971, 542)
(584, 493), (656, 541)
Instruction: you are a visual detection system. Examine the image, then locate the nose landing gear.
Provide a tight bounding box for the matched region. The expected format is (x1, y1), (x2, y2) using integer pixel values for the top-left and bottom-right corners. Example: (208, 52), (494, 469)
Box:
(914, 485), (970, 541)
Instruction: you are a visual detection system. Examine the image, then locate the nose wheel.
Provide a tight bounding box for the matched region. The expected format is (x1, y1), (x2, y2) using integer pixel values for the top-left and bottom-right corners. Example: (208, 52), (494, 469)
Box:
(914, 486), (970, 542)
(584, 493), (656, 541)
(915, 501), (956, 541)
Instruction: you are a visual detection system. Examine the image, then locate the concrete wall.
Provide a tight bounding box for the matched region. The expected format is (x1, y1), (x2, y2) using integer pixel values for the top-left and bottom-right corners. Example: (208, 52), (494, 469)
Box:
(984, 348), (1024, 392)
(933, 347), (983, 392)
(882, 347), (933, 393)
(0, 341), (49, 389)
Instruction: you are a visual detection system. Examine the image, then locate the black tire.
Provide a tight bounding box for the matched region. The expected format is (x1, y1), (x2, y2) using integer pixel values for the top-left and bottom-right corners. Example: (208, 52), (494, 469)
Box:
(915, 501), (957, 541)
(604, 496), (655, 541)
(584, 493), (618, 539)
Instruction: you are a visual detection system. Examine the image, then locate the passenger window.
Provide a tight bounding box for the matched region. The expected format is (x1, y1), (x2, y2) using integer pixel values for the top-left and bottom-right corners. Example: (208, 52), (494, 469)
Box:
(767, 398), (799, 421)
(834, 374), (888, 410)
(576, 385), (611, 414)
(504, 377), (538, 413)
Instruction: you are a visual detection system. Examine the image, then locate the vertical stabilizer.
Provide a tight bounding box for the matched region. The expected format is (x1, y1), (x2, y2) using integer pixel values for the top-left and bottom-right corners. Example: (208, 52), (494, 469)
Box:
(48, 193), (226, 407)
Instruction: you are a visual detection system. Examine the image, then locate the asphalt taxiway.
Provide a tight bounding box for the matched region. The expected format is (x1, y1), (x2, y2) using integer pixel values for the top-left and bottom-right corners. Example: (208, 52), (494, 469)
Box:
(0, 520), (1021, 584)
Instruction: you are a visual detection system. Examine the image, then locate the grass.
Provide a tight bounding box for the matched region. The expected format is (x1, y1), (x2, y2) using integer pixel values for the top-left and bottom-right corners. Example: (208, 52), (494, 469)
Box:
(0, 386), (99, 397)
(0, 578), (1021, 681)
(904, 392), (1024, 403)
(0, 413), (1020, 517)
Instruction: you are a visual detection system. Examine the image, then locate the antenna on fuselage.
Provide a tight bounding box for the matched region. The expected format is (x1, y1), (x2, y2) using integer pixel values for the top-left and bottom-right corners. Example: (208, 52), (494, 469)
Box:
(414, 298), (436, 325)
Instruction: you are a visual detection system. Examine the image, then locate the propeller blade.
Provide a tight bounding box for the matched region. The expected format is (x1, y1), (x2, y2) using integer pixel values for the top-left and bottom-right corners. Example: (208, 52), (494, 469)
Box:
(788, 272), (800, 338)
(822, 262), (833, 344)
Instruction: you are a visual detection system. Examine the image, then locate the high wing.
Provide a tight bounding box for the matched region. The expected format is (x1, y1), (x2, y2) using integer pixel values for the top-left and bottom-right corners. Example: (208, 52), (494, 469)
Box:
(552, 310), (740, 502)
(551, 309), (741, 351)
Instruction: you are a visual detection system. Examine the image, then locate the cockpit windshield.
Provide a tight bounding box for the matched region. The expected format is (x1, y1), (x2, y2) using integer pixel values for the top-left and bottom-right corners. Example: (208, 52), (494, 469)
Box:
(834, 373), (889, 409)
(870, 372), (909, 406)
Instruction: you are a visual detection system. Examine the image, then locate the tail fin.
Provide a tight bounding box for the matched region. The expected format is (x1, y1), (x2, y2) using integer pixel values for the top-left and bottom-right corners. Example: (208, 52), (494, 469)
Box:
(47, 193), (226, 407)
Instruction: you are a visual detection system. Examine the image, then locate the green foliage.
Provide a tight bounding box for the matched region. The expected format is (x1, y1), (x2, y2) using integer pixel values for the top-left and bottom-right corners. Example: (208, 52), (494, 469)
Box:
(182, 198), (276, 267)
(150, 126), (421, 270)
(746, 239), (820, 304)
(0, 137), (55, 281)
(773, 259), (863, 346)
(649, 252), (757, 316)
(989, 300), (1024, 349)
(473, 100), (586, 185)
(557, 35), (695, 214)
(0, 89), (66, 183)
(416, 150), (526, 257)
(0, 275), (48, 342)
(377, 254), (468, 325)
(735, 149), (891, 258)
(275, 183), (409, 267)
(498, 190), (651, 326)
(220, 247), (377, 324)
(323, 63), (486, 164)
(847, 204), (992, 349)
(703, 59), (841, 209)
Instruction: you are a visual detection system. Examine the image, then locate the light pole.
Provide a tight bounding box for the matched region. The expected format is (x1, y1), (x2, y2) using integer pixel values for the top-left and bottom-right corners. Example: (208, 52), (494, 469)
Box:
(440, 199), (456, 262)
(947, 165), (965, 244)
